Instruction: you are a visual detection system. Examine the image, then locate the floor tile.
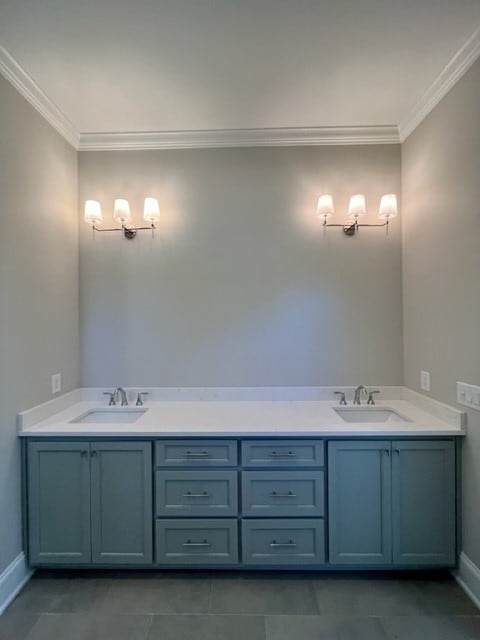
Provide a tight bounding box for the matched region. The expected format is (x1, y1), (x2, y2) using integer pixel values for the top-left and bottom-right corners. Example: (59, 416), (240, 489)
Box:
(49, 578), (111, 613)
(6, 577), (67, 614)
(25, 613), (152, 640)
(380, 615), (480, 639)
(147, 614), (266, 640)
(413, 577), (480, 615)
(265, 615), (389, 640)
(94, 576), (212, 614)
(0, 611), (39, 640)
(209, 575), (319, 614)
(312, 574), (425, 616)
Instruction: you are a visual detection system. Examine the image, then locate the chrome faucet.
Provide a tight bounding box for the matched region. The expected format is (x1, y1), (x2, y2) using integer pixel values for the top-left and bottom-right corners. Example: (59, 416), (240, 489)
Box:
(115, 387), (128, 406)
(353, 385), (367, 405)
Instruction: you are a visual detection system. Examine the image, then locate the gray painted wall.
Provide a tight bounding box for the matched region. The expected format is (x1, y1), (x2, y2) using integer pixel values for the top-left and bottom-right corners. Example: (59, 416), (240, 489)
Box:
(79, 146), (402, 387)
(402, 59), (480, 566)
(0, 75), (79, 573)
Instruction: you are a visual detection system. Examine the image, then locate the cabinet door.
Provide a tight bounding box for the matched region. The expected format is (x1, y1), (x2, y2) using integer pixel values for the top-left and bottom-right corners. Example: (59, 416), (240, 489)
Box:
(28, 441), (91, 565)
(91, 442), (152, 565)
(328, 441), (392, 565)
(392, 440), (455, 566)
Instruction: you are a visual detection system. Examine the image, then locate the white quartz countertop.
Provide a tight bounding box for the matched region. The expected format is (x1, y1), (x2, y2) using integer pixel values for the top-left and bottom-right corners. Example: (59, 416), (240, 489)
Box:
(18, 388), (466, 437)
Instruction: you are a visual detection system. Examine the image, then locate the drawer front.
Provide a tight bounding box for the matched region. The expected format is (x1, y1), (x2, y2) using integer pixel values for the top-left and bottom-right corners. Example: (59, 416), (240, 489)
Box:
(242, 519), (325, 565)
(242, 471), (324, 517)
(156, 519), (238, 565)
(156, 440), (237, 467)
(155, 471), (238, 516)
(241, 440), (324, 468)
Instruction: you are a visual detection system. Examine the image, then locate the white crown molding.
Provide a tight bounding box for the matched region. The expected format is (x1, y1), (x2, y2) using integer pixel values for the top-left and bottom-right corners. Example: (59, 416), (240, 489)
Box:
(0, 44), (79, 149)
(399, 26), (480, 142)
(78, 125), (400, 151)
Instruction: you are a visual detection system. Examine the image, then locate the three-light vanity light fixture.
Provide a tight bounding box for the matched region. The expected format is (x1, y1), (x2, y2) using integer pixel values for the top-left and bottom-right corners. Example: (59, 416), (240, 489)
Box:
(84, 198), (160, 239)
(318, 193), (398, 236)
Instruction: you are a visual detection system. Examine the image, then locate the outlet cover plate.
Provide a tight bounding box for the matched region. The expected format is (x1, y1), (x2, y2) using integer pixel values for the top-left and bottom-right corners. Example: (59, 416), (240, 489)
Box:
(51, 373), (61, 395)
(457, 381), (480, 411)
(421, 370), (431, 391)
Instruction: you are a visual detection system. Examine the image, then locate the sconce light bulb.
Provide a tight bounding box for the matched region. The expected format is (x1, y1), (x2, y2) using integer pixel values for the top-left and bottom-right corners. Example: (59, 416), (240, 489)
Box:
(348, 194), (367, 219)
(317, 194), (334, 221)
(378, 194), (398, 220)
(144, 197), (160, 223)
(113, 199), (131, 224)
(84, 200), (103, 225)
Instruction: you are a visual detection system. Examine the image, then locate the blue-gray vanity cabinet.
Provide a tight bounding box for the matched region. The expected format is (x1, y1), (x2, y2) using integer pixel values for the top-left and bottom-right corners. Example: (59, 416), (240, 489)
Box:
(328, 441), (392, 565)
(328, 439), (456, 567)
(391, 440), (455, 566)
(90, 442), (152, 565)
(27, 441), (92, 565)
(27, 441), (152, 566)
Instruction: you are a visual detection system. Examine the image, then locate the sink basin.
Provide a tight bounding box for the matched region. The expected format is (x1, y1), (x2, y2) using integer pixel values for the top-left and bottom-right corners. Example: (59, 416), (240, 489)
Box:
(70, 409), (147, 424)
(334, 407), (410, 423)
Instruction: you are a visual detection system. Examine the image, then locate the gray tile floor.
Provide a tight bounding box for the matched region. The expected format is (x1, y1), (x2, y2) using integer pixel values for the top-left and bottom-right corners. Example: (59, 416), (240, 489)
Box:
(0, 570), (479, 640)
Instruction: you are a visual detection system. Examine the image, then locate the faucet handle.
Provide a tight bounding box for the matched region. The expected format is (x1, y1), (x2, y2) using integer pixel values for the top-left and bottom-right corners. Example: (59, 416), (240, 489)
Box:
(367, 390), (380, 405)
(103, 391), (116, 406)
(334, 391), (347, 406)
(136, 392), (149, 406)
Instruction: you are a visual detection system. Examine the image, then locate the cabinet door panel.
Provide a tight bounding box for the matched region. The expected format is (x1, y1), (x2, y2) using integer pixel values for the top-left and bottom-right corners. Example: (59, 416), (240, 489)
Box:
(28, 442), (91, 565)
(328, 441), (391, 565)
(392, 440), (455, 566)
(91, 442), (152, 565)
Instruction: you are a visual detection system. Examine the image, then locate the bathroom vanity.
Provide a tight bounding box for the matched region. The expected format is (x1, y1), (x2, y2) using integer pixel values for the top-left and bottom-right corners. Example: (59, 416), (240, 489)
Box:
(18, 388), (465, 571)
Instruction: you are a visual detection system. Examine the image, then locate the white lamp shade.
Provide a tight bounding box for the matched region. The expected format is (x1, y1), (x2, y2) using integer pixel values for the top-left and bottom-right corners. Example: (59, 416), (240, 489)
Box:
(144, 197), (160, 222)
(84, 200), (103, 224)
(348, 194), (366, 218)
(113, 198), (131, 223)
(378, 194), (398, 220)
(317, 194), (334, 219)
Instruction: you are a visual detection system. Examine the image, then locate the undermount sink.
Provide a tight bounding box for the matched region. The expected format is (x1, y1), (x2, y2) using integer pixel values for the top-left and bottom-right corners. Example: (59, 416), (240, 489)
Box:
(70, 408), (147, 424)
(334, 407), (411, 423)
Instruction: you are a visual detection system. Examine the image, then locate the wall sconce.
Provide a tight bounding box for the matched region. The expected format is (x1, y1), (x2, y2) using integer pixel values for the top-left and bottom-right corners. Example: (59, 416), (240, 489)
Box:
(317, 194), (398, 236)
(84, 198), (160, 239)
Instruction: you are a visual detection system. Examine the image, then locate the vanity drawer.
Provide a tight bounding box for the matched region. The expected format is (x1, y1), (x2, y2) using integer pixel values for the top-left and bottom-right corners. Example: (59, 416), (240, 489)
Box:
(242, 471), (324, 517)
(156, 519), (238, 565)
(155, 471), (238, 516)
(241, 440), (324, 468)
(155, 440), (237, 467)
(242, 519), (325, 565)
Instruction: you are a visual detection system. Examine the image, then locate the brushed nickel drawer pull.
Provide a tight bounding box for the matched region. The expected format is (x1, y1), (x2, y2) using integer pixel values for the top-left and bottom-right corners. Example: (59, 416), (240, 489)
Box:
(183, 491), (210, 498)
(269, 540), (297, 548)
(184, 451), (210, 457)
(183, 539), (211, 547)
(269, 451), (297, 458)
(270, 491), (297, 497)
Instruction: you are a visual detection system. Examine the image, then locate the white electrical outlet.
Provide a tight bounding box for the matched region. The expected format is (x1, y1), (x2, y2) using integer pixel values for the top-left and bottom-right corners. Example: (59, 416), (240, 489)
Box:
(51, 373), (61, 395)
(420, 370), (431, 391)
(457, 381), (480, 411)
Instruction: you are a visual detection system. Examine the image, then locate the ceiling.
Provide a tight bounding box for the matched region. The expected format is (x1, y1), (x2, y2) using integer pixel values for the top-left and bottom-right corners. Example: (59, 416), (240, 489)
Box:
(1, 0), (479, 147)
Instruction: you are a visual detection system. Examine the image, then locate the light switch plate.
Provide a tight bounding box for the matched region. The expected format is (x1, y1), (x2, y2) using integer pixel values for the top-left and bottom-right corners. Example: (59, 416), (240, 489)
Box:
(420, 370), (431, 391)
(457, 381), (480, 411)
(51, 373), (61, 395)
